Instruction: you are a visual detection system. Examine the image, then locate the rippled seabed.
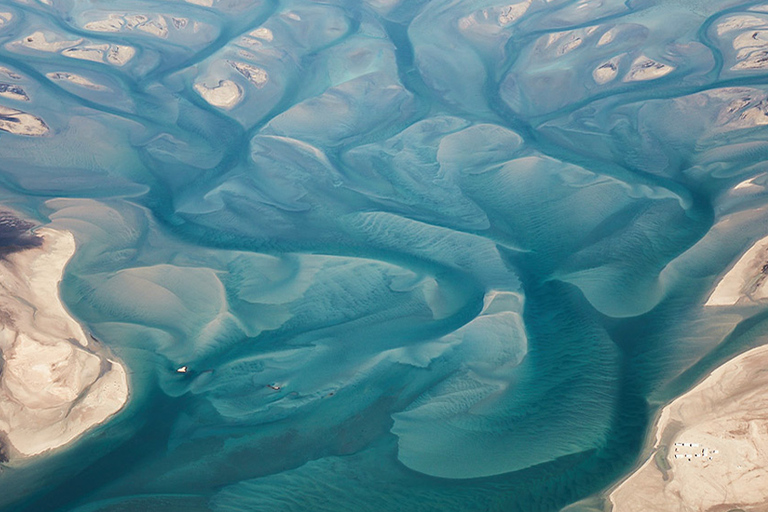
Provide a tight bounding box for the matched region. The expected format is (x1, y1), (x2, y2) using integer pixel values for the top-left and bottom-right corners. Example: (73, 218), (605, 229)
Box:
(3, 0), (768, 510)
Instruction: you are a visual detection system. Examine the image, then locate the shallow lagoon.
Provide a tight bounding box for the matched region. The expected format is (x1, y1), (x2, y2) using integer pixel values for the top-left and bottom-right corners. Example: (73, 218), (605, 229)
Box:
(1, 0), (768, 510)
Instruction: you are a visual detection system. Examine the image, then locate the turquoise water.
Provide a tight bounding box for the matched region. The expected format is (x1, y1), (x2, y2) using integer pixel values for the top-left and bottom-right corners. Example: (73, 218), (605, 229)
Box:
(1, 0), (768, 510)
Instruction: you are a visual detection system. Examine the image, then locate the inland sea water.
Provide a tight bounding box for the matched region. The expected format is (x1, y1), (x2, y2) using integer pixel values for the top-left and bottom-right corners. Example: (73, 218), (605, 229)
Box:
(1, 0), (767, 510)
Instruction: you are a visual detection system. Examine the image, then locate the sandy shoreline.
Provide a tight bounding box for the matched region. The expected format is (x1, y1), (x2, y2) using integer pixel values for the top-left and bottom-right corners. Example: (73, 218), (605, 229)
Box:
(0, 226), (128, 460)
(706, 234), (768, 306)
(609, 342), (768, 511)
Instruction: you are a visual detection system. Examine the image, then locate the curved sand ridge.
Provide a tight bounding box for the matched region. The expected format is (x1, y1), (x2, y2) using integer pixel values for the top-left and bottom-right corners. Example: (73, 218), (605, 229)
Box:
(0, 228), (128, 459)
(609, 343), (768, 511)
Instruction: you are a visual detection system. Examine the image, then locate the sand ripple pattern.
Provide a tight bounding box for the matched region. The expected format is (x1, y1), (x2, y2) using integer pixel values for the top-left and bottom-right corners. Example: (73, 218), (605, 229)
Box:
(1, 0), (768, 511)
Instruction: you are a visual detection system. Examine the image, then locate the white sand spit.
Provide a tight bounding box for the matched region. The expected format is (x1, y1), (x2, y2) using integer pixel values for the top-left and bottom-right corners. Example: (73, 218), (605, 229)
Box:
(0, 228), (128, 458)
(610, 343), (768, 511)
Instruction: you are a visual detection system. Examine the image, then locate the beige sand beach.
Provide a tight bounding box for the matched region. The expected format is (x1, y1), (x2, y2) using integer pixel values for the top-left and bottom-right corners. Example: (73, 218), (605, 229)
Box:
(0, 227), (128, 459)
(609, 342), (768, 511)
(706, 234), (768, 306)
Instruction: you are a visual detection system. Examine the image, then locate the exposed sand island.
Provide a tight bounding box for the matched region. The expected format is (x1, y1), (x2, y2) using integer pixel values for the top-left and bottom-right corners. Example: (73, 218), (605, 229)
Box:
(46, 72), (108, 91)
(623, 55), (675, 82)
(609, 342), (768, 511)
(194, 79), (243, 109)
(0, 105), (48, 136)
(0, 224), (128, 460)
(706, 234), (768, 306)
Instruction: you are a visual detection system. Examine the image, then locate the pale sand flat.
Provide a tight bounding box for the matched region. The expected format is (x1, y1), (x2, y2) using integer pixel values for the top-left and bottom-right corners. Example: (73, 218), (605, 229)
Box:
(46, 72), (108, 91)
(228, 61), (268, 88)
(610, 343), (768, 511)
(0, 105), (48, 136)
(194, 79), (243, 109)
(0, 228), (128, 458)
(0, 66), (23, 80)
(11, 31), (82, 53)
(107, 45), (136, 66)
(85, 13), (170, 39)
(733, 30), (768, 53)
(593, 55), (622, 84)
(61, 44), (135, 67)
(598, 28), (618, 46)
(83, 14), (124, 33)
(716, 15), (766, 36)
(498, 1), (531, 26)
(62, 45), (110, 64)
(706, 234), (768, 306)
(623, 55), (674, 82)
(249, 27), (273, 42)
(0, 84), (29, 102)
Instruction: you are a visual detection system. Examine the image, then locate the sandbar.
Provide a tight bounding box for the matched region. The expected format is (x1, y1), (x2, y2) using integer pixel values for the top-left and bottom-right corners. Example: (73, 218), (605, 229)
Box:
(609, 342), (768, 511)
(0, 226), (128, 459)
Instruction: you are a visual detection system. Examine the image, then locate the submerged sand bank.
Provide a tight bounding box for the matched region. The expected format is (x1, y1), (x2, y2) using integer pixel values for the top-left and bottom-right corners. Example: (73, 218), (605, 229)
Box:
(0, 227), (128, 459)
(609, 343), (768, 511)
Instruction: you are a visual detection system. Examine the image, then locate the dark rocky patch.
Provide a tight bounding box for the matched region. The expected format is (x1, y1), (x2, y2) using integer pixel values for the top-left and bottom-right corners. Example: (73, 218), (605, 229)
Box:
(0, 211), (42, 257)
